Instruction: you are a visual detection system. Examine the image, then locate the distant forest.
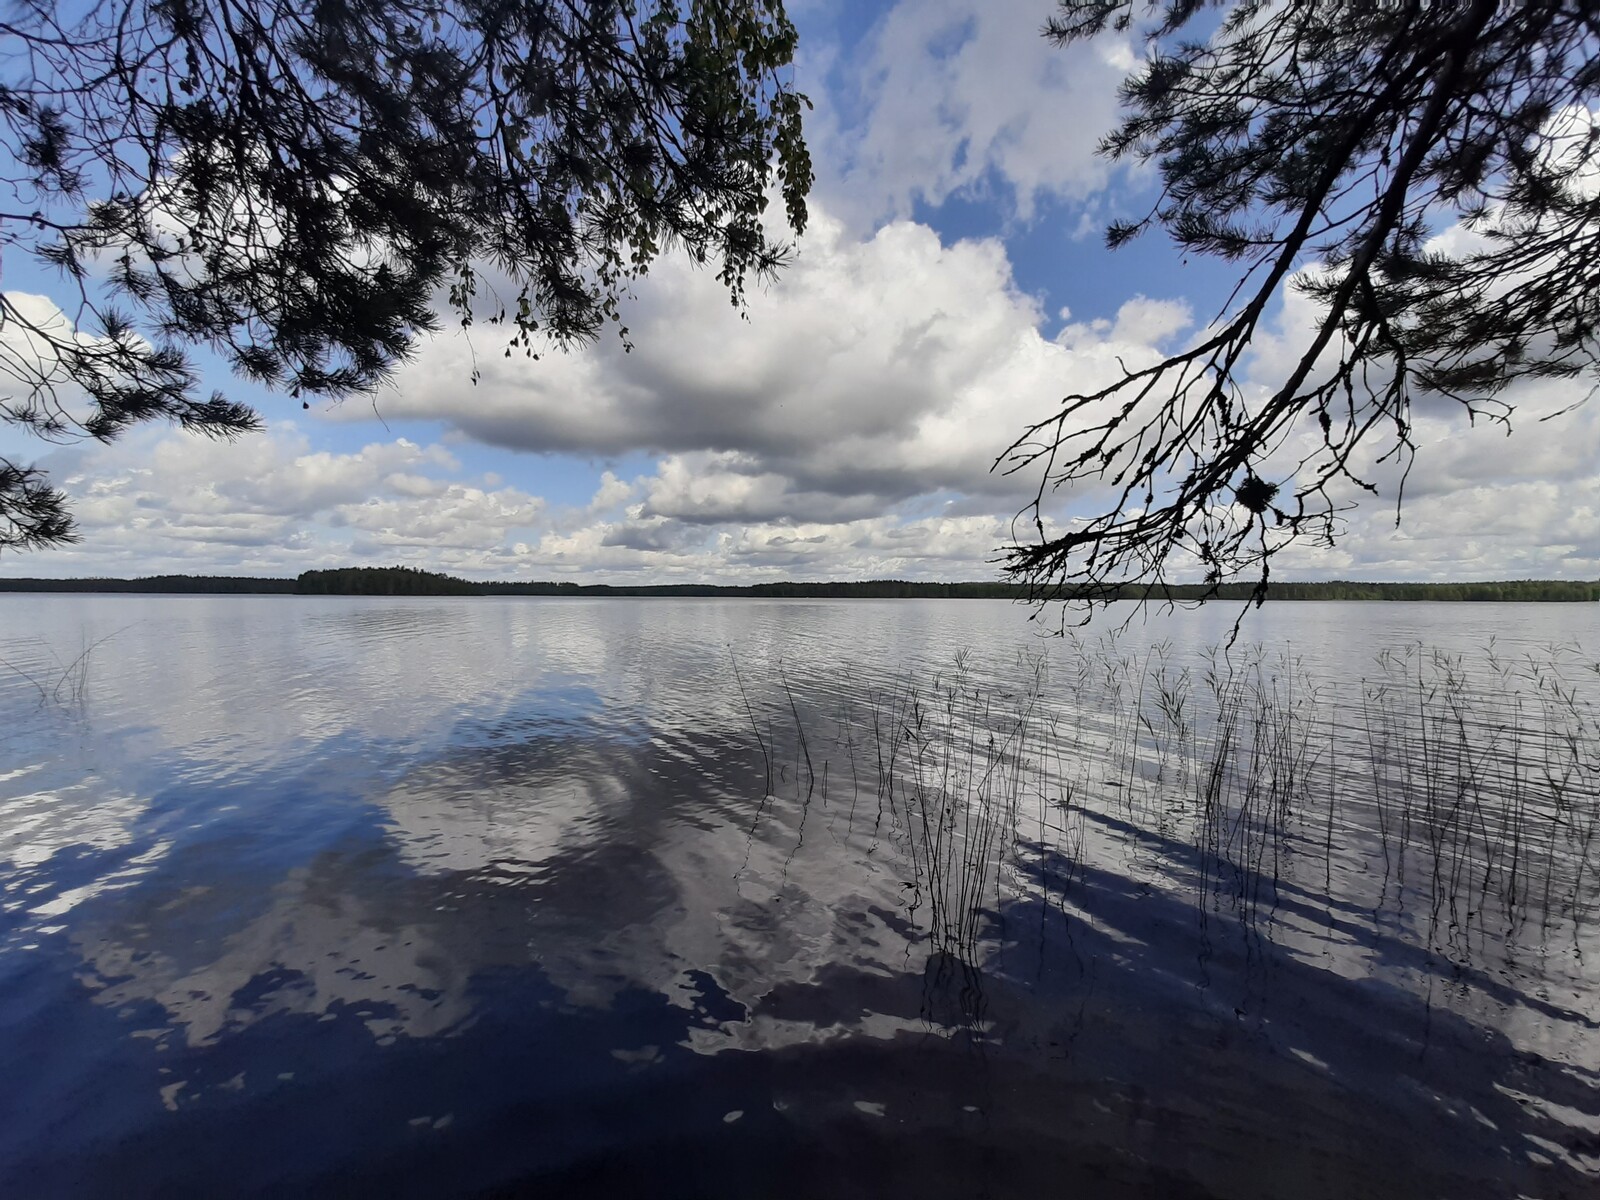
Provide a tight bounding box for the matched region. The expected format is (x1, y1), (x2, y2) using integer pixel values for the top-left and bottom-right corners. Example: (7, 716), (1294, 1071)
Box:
(1, 566), (1598, 601)
(0, 574), (298, 594)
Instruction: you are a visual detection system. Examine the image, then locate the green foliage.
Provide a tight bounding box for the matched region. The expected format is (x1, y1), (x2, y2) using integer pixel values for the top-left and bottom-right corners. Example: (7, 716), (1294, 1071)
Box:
(1002, 0), (1600, 610)
(0, 0), (811, 550)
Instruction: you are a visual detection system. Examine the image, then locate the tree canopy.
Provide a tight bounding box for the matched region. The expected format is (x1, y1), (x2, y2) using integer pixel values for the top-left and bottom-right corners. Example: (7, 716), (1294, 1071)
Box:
(1000, 0), (1600, 609)
(0, 0), (811, 550)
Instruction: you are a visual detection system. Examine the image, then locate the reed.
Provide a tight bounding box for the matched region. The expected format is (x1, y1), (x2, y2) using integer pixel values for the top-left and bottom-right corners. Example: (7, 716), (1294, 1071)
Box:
(0, 625), (125, 711)
(735, 636), (1600, 976)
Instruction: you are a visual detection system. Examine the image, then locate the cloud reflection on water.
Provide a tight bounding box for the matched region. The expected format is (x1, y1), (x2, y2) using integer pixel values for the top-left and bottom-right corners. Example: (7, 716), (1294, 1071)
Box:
(0, 596), (1597, 1198)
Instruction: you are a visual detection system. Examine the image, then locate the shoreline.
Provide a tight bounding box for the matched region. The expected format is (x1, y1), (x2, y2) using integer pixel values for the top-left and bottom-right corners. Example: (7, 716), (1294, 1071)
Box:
(2, 571), (1598, 602)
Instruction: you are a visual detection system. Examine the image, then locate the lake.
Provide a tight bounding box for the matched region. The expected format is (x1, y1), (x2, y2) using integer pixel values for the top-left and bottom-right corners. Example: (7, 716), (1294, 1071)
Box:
(1, 595), (1597, 1198)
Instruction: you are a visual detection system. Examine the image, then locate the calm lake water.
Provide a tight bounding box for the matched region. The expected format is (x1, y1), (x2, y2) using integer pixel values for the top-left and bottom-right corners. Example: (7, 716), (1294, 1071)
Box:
(1, 596), (1597, 1198)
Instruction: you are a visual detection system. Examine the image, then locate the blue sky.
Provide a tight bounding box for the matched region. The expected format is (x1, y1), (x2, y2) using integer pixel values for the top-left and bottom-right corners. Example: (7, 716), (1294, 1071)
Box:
(4, 0), (1598, 582)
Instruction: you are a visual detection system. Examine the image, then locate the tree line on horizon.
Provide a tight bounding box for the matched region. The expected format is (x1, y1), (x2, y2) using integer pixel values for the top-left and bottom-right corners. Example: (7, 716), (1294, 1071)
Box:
(2, 566), (1598, 602)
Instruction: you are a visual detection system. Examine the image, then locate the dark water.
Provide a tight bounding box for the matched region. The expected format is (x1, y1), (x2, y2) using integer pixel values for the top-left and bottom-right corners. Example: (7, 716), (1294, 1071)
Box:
(1, 596), (1597, 1198)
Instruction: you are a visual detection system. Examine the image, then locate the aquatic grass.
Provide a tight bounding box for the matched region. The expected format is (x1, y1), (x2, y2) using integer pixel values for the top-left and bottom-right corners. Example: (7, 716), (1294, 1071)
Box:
(0, 625), (127, 711)
(735, 636), (1600, 989)
(1355, 644), (1600, 957)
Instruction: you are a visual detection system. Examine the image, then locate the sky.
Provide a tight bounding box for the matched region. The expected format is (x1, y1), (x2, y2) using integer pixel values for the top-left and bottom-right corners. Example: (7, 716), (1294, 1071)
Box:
(3, 0), (1598, 583)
